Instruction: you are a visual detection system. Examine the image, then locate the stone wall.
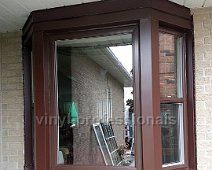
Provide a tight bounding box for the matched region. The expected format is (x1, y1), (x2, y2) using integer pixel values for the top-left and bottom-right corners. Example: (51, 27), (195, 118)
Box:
(192, 7), (212, 170)
(0, 32), (24, 170)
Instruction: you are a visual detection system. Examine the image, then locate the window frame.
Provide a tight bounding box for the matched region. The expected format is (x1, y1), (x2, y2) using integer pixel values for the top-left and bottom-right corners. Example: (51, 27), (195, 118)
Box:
(36, 25), (143, 170)
(54, 27), (139, 169)
(159, 30), (189, 169)
(22, 1), (196, 170)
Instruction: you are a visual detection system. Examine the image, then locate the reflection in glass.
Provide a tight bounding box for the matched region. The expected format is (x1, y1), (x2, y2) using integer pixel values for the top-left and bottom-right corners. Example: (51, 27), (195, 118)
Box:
(161, 104), (184, 165)
(56, 33), (135, 166)
(159, 32), (183, 98)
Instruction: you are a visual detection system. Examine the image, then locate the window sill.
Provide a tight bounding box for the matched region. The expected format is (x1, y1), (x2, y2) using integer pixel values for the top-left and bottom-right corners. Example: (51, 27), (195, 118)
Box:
(162, 163), (190, 170)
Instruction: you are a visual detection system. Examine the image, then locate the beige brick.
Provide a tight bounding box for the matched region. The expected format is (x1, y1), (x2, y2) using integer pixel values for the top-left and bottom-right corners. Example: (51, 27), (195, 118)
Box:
(194, 14), (210, 22)
(204, 37), (212, 44)
(7, 63), (22, 70)
(196, 60), (211, 70)
(206, 125), (212, 133)
(196, 77), (211, 85)
(195, 68), (205, 77)
(2, 109), (24, 116)
(196, 125), (207, 133)
(0, 31), (24, 170)
(3, 156), (8, 162)
(9, 156), (24, 162)
(194, 21), (204, 30)
(206, 116), (212, 124)
(205, 85), (212, 93)
(206, 133), (212, 140)
(2, 162), (18, 169)
(196, 85), (205, 93)
(205, 68), (212, 76)
(205, 101), (212, 108)
(196, 101), (206, 113)
(197, 165), (207, 170)
(196, 132), (206, 140)
(204, 20), (212, 29)
(196, 93), (212, 101)
(4, 103), (24, 110)
(196, 116), (206, 125)
(196, 44), (212, 53)
(195, 37), (204, 45)
(195, 30), (211, 38)
(8, 130), (24, 137)
(194, 7), (212, 170)
(193, 7), (212, 14)
(204, 51), (212, 60)
(2, 136), (24, 143)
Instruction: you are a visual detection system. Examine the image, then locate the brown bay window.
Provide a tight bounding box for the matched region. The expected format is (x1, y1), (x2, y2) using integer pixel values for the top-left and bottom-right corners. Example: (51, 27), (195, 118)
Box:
(22, 0), (196, 170)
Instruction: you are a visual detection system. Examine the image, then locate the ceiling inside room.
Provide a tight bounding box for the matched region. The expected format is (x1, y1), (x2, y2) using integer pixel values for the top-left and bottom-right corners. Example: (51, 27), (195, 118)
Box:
(0, 0), (210, 33)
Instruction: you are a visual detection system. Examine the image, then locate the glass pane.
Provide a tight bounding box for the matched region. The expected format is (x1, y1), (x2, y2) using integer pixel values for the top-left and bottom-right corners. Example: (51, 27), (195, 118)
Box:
(159, 32), (183, 98)
(56, 32), (135, 166)
(161, 103), (184, 165)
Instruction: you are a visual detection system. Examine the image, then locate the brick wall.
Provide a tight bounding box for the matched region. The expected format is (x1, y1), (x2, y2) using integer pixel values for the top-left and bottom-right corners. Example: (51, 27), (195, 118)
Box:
(58, 48), (125, 165)
(0, 32), (24, 170)
(159, 32), (177, 98)
(192, 7), (212, 170)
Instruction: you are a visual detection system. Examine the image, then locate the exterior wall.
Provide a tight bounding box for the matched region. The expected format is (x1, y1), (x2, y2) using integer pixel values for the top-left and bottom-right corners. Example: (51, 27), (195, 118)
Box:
(192, 7), (212, 170)
(110, 75), (125, 147)
(0, 32), (24, 170)
(58, 48), (125, 165)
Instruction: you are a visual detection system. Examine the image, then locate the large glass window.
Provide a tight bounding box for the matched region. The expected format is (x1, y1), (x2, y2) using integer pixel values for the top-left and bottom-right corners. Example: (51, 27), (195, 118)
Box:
(159, 31), (185, 166)
(56, 32), (135, 166)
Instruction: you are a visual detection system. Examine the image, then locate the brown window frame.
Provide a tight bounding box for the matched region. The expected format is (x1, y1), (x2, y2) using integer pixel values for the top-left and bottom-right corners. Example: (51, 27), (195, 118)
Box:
(51, 26), (142, 170)
(22, 0), (196, 170)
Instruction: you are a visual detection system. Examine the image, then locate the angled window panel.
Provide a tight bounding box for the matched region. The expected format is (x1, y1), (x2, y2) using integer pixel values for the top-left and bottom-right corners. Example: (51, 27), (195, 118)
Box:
(93, 123), (123, 166)
(93, 123), (113, 166)
(101, 123), (122, 166)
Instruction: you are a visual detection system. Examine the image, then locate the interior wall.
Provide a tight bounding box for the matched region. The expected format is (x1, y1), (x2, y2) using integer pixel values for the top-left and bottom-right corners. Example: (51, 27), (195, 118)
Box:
(0, 32), (24, 170)
(193, 7), (212, 170)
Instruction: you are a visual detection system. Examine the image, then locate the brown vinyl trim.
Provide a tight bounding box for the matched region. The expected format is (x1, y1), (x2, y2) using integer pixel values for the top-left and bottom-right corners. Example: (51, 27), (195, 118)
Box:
(32, 8), (147, 32)
(186, 29), (197, 170)
(54, 166), (137, 170)
(23, 45), (34, 170)
(152, 10), (192, 30)
(160, 98), (184, 103)
(24, 8), (191, 34)
(22, 0), (190, 31)
(32, 31), (49, 170)
(163, 166), (189, 170)
(140, 18), (162, 170)
(49, 25), (138, 42)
